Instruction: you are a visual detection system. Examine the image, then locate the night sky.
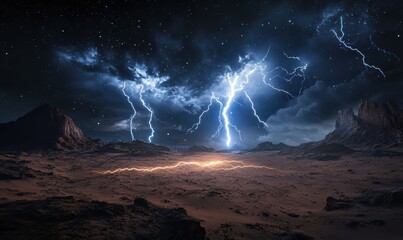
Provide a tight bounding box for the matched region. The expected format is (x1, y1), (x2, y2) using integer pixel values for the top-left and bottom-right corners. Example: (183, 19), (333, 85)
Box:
(1, 1), (402, 149)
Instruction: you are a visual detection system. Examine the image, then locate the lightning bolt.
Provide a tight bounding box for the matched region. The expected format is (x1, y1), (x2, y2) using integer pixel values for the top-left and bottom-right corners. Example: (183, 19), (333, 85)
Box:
(369, 35), (400, 63)
(121, 81), (136, 141)
(222, 71), (243, 147)
(139, 85), (155, 143)
(187, 47), (309, 147)
(211, 96), (224, 139)
(95, 160), (277, 174)
(331, 16), (386, 78)
(186, 93), (219, 134)
(267, 52), (308, 95)
(244, 91), (268, 128)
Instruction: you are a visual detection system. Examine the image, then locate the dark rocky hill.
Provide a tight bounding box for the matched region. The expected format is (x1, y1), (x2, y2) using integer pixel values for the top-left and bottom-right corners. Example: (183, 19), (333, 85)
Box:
(324, 100), (403, 150)
(187, 145), (215, 153)
(0, 104), (99, 150)
(252, 141), (291, 151)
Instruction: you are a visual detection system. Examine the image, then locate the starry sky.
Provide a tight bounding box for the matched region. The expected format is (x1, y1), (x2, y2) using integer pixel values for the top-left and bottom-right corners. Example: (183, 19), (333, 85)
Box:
(1, 0), (402, 149)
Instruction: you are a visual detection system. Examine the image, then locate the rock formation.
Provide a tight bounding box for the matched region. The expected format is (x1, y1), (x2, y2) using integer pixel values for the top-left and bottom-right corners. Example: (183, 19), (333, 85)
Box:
(0, 196), (206, 240)
(324, 100), (403, 150)
(0, 104), (98, 150)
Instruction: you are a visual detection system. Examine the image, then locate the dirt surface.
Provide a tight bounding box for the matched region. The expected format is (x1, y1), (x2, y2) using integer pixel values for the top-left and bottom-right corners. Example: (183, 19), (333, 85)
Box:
(1, 150), (403, 239)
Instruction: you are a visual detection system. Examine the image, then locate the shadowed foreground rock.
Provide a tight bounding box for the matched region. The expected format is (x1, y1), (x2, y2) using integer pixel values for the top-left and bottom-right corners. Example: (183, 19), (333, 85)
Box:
(325, 196), (353, 211)
(0, 196), (205, 240)
(0, 159), (51, 180)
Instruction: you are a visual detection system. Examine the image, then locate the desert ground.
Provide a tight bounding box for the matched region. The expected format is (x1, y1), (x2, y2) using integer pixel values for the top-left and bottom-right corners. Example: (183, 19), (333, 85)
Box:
(1, 150), (403, 239)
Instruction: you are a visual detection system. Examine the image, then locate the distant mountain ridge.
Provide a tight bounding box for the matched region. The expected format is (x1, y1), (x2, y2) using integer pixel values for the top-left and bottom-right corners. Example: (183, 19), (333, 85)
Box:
(93, 140), (170, 156)
(324, 100), (403, 150)
(0, 104), (98, 150)
(252, 142), (290, 151)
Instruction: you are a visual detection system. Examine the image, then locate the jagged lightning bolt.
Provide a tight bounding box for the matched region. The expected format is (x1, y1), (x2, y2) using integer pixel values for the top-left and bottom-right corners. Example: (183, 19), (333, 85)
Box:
(187, 47), (309, 147)
(186, 93), (225, 139)
(369, 35), (400, 63)
(331, 16), (386, 78)
(211, 96), (223, 139)
(266, 52), (308, 95)
(222, 72), (241, 147)
(95, 160), (278, 174)
(121, 81), (136, 141)
(244, 91), (268, 128)
(186, 93), (218, 134)
(250, 49), (298, 98)
(139, 85), (155, 143)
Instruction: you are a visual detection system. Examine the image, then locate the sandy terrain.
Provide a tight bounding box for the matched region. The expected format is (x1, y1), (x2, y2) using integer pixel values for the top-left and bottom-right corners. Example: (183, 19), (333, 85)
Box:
(1, 150), (403, 239)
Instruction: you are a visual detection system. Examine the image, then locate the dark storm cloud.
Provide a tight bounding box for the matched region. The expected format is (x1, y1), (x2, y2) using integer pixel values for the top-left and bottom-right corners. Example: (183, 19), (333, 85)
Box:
(260, 70), (403, 145)
(1, 0), (402, 147)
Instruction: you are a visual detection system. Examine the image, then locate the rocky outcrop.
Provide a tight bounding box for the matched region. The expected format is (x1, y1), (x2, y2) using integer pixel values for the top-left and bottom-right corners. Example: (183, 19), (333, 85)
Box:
(324, 100), (403, 150)
(359, 100), (403, 129)
(0, 196), (206, 240)
(0, 104), (98, 150)
(335, 108), (359, 131)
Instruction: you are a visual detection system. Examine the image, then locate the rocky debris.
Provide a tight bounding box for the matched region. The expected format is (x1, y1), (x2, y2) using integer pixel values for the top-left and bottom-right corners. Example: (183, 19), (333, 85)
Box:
(92, 140), (170, 156)
(133, 197), (149, 208)
(360, 188), (403, 207)
(261, 211), (270, 217)
(325, 196), (353, 211)
(324, 100), (403, 150)
(187, 145), (215, 153)
(0, 160), (50, 180)
(244, 223), (264, 231)
(325, 188), (403, 212)
(280, 231), (314, 240)
(0, 104), (100, 151)
(207, 191), (221, 197)
(0, 196), (205, 240)
(287, 213), (300, 218)
(252, 141), (291, 152)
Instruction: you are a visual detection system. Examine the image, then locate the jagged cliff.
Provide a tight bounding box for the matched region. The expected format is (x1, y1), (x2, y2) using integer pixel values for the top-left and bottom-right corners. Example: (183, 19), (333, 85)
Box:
(0, 104), (98, 150)
(324, 100), (403, 150)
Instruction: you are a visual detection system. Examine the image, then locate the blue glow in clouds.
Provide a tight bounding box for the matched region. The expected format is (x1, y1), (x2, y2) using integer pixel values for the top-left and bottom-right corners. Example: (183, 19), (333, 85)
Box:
(187, 49), (308, 147)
